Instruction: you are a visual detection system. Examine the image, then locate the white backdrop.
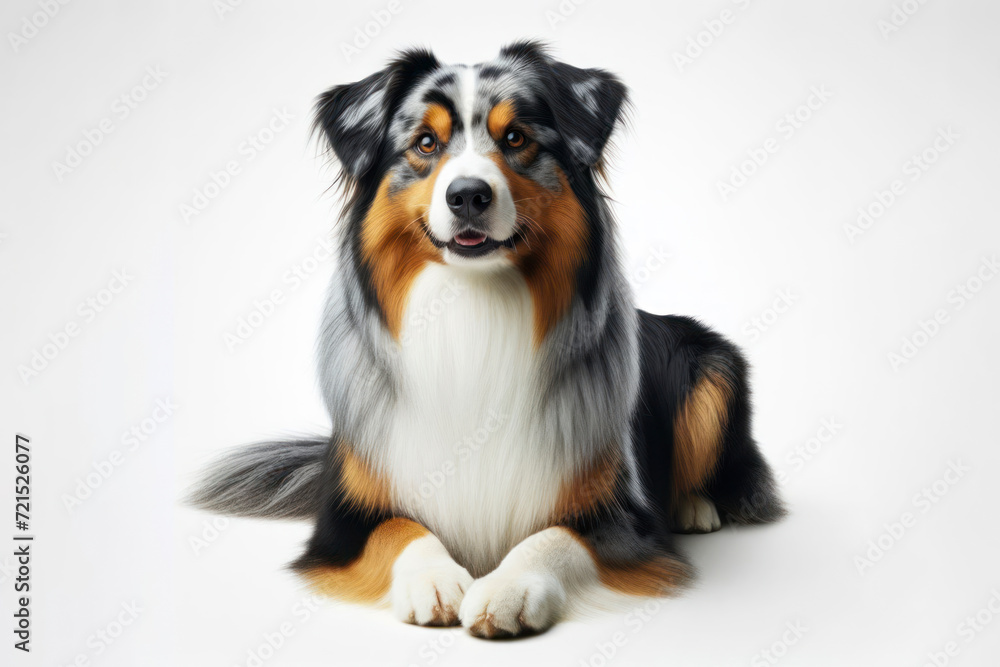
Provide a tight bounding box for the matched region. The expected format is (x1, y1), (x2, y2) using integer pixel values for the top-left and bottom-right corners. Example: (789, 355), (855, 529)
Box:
(2, 0), (999, 665)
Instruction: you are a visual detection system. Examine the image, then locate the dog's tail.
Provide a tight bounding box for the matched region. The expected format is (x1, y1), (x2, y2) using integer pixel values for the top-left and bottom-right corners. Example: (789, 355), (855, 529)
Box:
(186, 438), (328, 519)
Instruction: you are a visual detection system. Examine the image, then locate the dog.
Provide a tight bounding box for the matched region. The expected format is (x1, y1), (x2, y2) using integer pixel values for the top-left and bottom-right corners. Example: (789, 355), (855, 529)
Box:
(190, 41), (785, 639)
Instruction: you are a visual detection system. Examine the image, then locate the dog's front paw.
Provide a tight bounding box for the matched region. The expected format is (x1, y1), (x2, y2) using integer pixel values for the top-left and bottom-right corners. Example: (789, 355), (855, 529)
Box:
(675, 494), (721, 533)
(391, 536), (473, 626)
(459, 571), (566, 638)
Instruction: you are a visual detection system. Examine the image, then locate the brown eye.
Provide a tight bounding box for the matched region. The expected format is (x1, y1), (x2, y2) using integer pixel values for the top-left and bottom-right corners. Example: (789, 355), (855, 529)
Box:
(505, 130), (525, 149)
(415, 133), (437, 154)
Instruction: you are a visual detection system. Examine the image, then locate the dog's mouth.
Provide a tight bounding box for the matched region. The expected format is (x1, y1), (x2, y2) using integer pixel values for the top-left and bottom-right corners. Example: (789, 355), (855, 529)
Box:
(454, 230), (488, 247)
(423, 223), (522, 259)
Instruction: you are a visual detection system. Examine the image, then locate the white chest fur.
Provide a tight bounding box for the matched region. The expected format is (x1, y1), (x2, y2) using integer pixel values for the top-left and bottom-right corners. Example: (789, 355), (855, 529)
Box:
(383, 262), (564, 576)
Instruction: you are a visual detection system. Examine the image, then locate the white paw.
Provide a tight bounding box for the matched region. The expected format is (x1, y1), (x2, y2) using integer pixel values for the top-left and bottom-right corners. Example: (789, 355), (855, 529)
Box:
(391, 536), (473, 626)
(676, 495), (721, 533)
(459, 571), (566, 638)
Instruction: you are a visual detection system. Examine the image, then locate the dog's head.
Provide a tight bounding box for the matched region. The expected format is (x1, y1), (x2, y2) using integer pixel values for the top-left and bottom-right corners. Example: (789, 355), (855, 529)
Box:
(316, 41), (627, 337)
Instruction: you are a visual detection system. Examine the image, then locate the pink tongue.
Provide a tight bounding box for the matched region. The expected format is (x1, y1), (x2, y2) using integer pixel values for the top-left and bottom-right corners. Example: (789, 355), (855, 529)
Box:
(455, 232), (487, 247)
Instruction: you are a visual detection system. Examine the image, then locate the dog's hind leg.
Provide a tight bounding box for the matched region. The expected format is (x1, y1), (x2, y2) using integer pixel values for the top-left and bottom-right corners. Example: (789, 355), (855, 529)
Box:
(700, 353), (786, 526)
(670, 361), (731, 533)
(635, 312), (785, 533)
(675, 340), (786, 528)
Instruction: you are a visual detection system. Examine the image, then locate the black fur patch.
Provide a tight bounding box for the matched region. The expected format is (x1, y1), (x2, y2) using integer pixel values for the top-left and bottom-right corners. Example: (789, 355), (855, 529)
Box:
(633, 312), (786, 528)
(292, 445), (391, 571)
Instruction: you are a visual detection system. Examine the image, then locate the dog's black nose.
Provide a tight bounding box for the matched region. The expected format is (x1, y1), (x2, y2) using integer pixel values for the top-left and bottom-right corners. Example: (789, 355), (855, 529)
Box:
(446, 178), (492, 218)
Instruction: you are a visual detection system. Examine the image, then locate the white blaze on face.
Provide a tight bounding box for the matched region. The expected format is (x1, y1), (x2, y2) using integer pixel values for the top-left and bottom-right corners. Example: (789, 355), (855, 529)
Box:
(426, 67), (517, 262)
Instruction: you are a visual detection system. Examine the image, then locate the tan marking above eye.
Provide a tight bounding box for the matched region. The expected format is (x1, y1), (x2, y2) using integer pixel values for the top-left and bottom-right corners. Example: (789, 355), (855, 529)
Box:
(421, 103), (452, 143)
(487, 99), (517, 140)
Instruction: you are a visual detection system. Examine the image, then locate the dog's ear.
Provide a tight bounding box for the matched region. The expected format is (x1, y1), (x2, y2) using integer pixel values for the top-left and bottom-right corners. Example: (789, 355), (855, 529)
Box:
(544, 60), (628, 169)
(501, 41), (629, 170)
(314, 48), (439, 181)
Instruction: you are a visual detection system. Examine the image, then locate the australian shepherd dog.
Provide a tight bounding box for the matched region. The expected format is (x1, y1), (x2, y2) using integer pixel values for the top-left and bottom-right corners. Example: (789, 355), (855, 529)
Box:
(191, 41), (785, 638)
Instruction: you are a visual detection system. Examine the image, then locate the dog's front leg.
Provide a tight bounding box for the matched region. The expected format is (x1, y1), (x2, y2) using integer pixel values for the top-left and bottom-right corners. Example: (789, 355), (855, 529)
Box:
(458, 527), (598, 638)
(388, 522), (474, 626)
(298, 516), (473, 627)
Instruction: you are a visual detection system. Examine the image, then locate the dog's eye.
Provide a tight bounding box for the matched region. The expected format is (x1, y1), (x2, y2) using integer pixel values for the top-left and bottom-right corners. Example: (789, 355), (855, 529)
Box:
(504, 130), (525, 149)
(415, 133), (437, 155)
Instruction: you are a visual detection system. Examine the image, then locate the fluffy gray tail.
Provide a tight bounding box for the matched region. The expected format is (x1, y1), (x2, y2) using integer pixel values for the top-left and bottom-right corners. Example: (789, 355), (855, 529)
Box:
(187, 438), (328, 519)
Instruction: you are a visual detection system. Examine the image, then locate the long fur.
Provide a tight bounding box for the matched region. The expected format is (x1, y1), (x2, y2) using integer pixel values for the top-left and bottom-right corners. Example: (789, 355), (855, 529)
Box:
(187, 438), (326, 519)
(189, 41), (785, 636)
